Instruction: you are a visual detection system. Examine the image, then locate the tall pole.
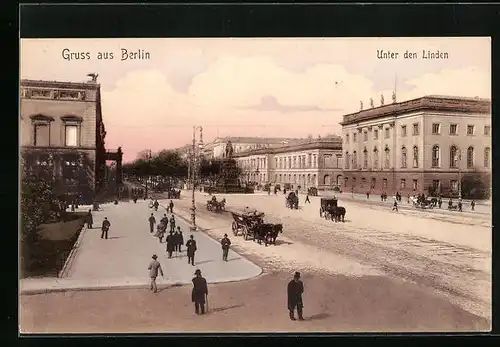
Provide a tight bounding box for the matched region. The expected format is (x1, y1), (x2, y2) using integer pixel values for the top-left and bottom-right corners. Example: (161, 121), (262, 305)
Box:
(191, 126), (197, 231)
(458, 152), (462, 199)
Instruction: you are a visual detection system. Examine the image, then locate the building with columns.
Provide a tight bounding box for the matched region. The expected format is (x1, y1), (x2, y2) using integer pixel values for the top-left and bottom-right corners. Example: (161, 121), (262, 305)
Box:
(233, 137), (343, 190)
(20, 79), (112, 204)
(340, 95), (491, 196)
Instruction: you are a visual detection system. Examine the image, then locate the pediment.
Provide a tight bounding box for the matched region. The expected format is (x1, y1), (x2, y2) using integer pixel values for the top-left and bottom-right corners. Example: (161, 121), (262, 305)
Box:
(29, 114), (54, 122)
(61, 115), (83, 122)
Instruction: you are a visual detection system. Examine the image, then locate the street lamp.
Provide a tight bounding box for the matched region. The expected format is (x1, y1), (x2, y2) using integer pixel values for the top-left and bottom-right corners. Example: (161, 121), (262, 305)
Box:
(190, 126), (203, 232)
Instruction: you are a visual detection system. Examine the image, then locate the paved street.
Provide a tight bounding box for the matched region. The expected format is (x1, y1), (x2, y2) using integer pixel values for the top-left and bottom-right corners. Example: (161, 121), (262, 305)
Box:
(20, 200), (261, 293)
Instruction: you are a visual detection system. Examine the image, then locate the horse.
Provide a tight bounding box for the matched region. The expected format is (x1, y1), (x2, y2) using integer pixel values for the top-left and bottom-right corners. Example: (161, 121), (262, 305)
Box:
(266, 224), (283, 245)
(253, 223), (271, 246)
(219, 198), (226, 211)
(330, 206), (346, 222)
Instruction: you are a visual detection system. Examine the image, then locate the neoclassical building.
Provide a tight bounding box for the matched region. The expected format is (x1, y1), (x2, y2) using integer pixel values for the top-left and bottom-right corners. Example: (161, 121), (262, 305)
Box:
(20, 78), (118, 203)
(340, 95), (491, 195)
(233, 137), (343, 190)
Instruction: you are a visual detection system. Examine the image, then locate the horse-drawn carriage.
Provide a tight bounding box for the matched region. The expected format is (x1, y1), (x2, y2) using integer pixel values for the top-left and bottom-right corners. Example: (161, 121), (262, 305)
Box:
(411, 196), (435, 209)
(286, 191), (299, 209)
(231, 211), (283, 245)
(206, 197), (226, 212)
(307, 187), (318, 196)
(319, 197), (346, 222)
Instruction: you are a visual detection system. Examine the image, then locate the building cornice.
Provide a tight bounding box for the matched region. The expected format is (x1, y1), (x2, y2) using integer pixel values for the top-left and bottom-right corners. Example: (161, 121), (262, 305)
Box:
(20, 79), (100, 90)
(340, 95), (491, 126)
(233, 140), (342, 157)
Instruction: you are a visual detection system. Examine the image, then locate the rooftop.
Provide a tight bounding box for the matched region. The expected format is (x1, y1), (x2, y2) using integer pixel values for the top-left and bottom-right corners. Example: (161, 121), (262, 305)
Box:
(212, 136), (306, 145)
(340, 95), (491, 126)
(232, 138), (342, 157)
(21, 79), (100, 90)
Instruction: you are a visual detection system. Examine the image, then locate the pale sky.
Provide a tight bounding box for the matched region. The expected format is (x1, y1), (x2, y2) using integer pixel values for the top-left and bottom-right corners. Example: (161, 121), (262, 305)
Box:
(20, 38), (491, 162)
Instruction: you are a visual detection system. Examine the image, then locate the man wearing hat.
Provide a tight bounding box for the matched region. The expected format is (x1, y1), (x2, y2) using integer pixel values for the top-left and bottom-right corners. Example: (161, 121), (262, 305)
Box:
(148, 254), (164, 293)
(186, 235), (197, 265)
(101, 217), (111, 239)
(191, 269), (208, 314)
(221, 234), (231, 261)
(148, 213), (156, 233)
(287, 271), (305, 321)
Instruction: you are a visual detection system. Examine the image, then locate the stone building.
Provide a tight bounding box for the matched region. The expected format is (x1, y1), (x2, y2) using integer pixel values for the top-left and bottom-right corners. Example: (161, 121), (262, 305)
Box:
(233, 137), (343, 190)
(340, 95), (491, 196)
(20, 79), (114, 204)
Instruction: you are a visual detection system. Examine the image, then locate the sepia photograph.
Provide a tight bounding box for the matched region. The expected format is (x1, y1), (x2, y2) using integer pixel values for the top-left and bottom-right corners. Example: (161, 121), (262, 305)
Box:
(19, 37), (491, 333)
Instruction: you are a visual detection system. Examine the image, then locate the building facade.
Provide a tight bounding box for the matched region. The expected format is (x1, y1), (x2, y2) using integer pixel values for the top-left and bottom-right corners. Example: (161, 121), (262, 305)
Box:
(20, 79), (108, 204)
(340, 95), (491, 196)
(233, 138), (343, 190)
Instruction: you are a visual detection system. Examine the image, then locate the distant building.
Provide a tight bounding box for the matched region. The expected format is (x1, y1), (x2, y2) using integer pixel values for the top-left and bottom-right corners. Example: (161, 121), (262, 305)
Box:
(20, 79), (112, 204)
(233, 137), (343, 190)
(340, 95), (491, 196)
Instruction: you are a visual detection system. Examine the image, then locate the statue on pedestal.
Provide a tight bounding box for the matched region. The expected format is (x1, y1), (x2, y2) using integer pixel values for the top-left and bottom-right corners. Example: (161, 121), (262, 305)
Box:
(360, 101), (363, 110)
(370, 98), (374, 108)
(380, 94), (385, 105)
(392, 91), (397, 103)
(225, 141), (234, 159)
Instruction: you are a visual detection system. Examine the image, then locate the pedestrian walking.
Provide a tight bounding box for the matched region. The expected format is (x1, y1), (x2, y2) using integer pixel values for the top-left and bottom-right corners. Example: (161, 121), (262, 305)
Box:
(392, 199), (398, 212)
(287, 271), (305, 321)
(169, 200), (174, 214)
(221, 234), (231, 261)
(174, 226), (184, 252)
(458, 199), (463, 212)
(305, 194), (310, 204)
(170, 215), (176, 233)
(148, 213), (156, 233)
(438, 197), (443, 209)
(471, 200), (475, 211)
(86, 209), (93, 229)
(160, 214), (169, 227)
(148, 254), (164, 293)
(191, 269), (208, 315)
(166, 231), (175, 258)
(186, 235), (197, 266)
(153, 199), (159, 211)
(101, 217), (110, 239)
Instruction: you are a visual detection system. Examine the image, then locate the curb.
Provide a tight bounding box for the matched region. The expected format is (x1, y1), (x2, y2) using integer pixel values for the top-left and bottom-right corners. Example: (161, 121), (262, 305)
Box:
(58, 224), (88, 278)
(160, 202), (263, 278)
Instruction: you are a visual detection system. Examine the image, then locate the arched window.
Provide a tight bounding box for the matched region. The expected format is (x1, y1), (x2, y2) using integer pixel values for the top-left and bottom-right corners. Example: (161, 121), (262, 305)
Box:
(323, 174), (330, 185)
(373, 147), (378, 169)
(384, 147), (390, 169)
(484, 147), (490, 168)
(432, 145), (440, 168)
(401, 147), (407, 168)
(307, 174), (311, 184)
(353, 151), (357, 168)
(413, 146), (419, 168)
(345, 152), (350, 169)
(450, 146), (459, 168)
(467, 146), (474, 168)
(363, 148), (368, 169)
(293, 174), (297, 183)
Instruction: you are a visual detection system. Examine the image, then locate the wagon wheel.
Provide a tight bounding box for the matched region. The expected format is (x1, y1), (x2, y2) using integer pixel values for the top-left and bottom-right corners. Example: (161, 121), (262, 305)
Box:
(232, 221), (238, 235)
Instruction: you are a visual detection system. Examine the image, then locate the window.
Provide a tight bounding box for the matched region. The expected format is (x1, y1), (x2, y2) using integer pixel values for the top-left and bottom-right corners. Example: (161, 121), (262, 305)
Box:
(412, 179), (418, 190)
(450, 180), (458, 192)
(432, 145), (440, 168)
(371, 178), (376, 188)
(374, 129), (379, 140)
(412, 123), (420, 136)
(400, 179), (406, 189)
(432, 123), (440, 135)
(413, 146), (419, 168)
(467, 125), (475, 136)
(352, 178), (357, 186)
(353, 133), (357, 142)
(345, 152), (350, 169)
(34, 124), (50, 146)
(432, 180), (440, 193)
(344, 177), (348, 187)
(450, 124), (458, 135)
(293, 156), (297, 168)
(450, 146), (459, 168)
(65, 125), (78, 147)
(361, 177), (366, 186)
(383, 178), (388, 188)
(401, 125), (407, 137)
(384, 128), (390, 139)
(353, 151), (357, 168)
(346, 134), (349, 143)
(484, 147), (490, 168)
(275, 158), (278, 168)
(363, 132), (368, 142)
(373, 147), (379, 169)
(384, 147), (390, 169)
(363, 149), (368, 169)
(288, 157), (292, 169)
(313, 155), (317, 168)
(279, 158), (283, 168)
(484, 125), (491, 136)
(401, 147), (407, 168)
(467, 146), (474, 168)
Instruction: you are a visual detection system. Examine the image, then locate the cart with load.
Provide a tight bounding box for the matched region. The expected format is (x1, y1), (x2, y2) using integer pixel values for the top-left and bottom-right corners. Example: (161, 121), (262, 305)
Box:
(231, 211), (265, 240)
(319, 197), (338, 219)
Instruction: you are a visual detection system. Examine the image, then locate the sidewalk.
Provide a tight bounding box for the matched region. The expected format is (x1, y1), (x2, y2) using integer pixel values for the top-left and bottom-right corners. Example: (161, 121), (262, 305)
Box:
(20, 200), (262, 294)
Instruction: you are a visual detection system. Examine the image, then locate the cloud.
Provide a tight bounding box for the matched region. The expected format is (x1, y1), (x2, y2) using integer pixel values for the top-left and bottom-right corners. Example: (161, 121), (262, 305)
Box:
(240, 95), (343, 113)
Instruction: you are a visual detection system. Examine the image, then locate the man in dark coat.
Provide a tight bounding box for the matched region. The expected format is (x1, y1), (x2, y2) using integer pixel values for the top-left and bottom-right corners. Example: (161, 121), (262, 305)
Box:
(153, 199), (159, 211)
(170, 215), (176, 233)
(101, 217), (111, 239)
(166, 231), (175, 258)
(148, 213), (156, 233)
(471, 200), (475, 211)
(186, 235), (197, 266)
(160, 214), (169, 228)
(191, 269), (208, 315)
(287, 271), (304, 321)
(221, 234), (231, 261)
(174, 226), (184, 252)
(169, 200), (175, 213)
(86, 209), (93, 229)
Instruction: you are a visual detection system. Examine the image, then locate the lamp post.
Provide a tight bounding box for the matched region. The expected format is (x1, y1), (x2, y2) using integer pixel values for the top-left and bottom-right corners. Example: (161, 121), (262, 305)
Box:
(190, 126), (203, 232)
(456, 152), (462, 199)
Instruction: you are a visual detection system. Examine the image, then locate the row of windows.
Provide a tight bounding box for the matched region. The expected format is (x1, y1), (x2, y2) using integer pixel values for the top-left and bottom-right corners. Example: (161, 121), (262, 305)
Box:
(345, 124), (490, 143)
(274, 154), (317, 169)
(345, 146), (491, 170)
(274, 173), (318, 184)
(344, 177), (461, 192)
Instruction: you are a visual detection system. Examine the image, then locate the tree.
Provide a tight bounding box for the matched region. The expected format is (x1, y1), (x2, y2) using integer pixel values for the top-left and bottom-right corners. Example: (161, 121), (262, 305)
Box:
(461, 171), (490, 200)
